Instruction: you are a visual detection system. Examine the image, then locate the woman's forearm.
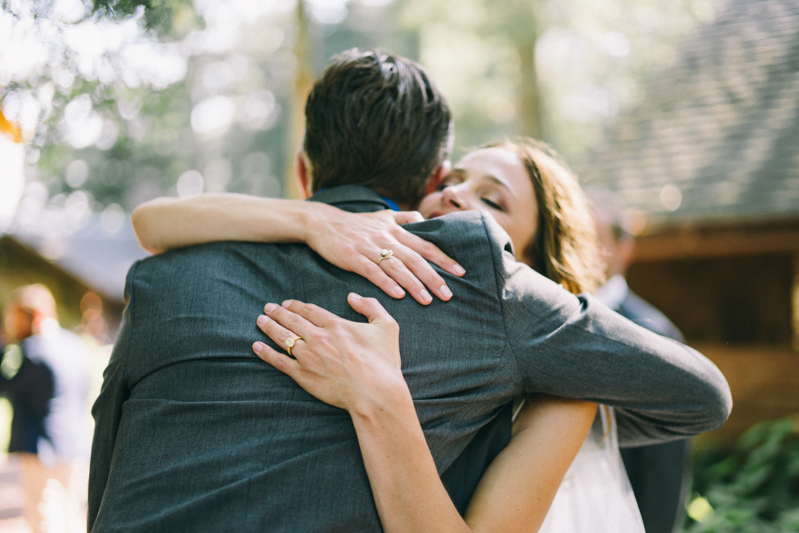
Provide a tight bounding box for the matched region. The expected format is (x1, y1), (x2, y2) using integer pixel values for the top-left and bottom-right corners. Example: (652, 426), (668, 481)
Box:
(464, 397), (597, 533)
(350, 393), (596, 533)
(131, 194), (320, 254)
(349, 383), (471, 533)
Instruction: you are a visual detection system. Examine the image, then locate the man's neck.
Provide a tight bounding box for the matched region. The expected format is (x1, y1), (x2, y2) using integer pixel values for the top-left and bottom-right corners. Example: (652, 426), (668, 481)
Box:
(310, 185), (411, 212)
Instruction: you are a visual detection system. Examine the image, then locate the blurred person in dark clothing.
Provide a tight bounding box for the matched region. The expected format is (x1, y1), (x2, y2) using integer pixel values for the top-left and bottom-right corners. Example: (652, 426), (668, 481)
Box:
(1, 284), (91, 532)
(590, 190), (691, 533)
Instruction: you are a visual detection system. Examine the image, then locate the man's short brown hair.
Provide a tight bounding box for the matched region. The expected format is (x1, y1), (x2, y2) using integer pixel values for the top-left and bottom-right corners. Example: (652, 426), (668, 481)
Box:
(303, 49), (452, 207)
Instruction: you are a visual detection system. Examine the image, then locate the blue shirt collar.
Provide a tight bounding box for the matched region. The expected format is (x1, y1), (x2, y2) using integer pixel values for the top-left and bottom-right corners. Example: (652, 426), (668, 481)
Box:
(380, 196), (400, 212)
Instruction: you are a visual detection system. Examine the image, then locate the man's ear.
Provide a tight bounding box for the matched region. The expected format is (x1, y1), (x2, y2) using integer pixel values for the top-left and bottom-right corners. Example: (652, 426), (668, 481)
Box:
(295, 149), (312, 200)
(425, 160), (451, 196)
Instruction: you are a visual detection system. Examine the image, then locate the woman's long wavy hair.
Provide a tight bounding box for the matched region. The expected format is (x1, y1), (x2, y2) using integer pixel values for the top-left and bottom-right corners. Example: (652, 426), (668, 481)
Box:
(484, 137), (604, 295)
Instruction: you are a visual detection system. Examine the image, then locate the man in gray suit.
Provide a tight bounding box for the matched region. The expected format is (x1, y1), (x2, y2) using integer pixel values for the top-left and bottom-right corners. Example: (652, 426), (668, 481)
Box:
(89, 50), (731, 532)
(592, 192), (692, 533)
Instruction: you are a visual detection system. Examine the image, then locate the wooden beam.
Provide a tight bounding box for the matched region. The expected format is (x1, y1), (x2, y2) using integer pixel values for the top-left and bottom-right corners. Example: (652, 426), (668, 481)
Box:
(634, 226), (799, 262)
(794, 253), (799, 351)
(691, 343), (799, 444)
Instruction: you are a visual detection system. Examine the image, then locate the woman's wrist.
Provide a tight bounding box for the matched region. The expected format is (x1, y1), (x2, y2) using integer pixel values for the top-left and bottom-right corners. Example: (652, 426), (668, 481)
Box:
(296, 200), (335, 245)
(348, 375), (414, 427)
(291, 201), (311, 244)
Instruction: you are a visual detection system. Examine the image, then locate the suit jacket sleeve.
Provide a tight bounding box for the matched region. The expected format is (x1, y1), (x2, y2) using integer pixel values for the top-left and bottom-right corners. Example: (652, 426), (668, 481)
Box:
(88, 262), (138, 530)
(478, 214), (732, 447)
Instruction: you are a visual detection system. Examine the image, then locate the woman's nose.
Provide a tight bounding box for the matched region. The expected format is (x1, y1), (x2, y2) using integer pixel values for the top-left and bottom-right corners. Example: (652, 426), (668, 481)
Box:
(441, 185), (466, 210)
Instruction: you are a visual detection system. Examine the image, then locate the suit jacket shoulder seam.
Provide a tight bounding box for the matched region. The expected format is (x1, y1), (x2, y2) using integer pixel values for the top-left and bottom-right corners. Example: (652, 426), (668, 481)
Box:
(477, 212), (521, 377)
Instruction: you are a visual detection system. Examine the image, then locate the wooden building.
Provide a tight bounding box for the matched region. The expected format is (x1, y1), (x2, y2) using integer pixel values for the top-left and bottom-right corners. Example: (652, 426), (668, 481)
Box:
(0, 216), (145, 339)
(577, 0), (799, 441)
(0, 235), (124, 338)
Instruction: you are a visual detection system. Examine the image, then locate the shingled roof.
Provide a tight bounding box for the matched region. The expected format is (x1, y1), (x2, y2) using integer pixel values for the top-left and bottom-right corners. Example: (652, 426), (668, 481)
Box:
(577, 0), (799, 230)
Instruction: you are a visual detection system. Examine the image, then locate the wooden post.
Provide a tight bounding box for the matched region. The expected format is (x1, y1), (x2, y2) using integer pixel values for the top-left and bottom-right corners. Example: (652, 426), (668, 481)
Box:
(284, 1), (313, 200)
(507, 0), (541, 139)
(517, 38), (541, 139)
(793, 253), (799, 351)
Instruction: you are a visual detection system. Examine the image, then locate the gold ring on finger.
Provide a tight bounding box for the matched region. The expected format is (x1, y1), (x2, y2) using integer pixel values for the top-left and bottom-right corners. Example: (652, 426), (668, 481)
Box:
(285, 335), (302, 357)
(377, 249), (394, 266)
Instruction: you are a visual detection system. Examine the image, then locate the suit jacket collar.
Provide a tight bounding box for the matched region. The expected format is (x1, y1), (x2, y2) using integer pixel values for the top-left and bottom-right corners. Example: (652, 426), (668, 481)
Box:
(307, 185), (391, 213)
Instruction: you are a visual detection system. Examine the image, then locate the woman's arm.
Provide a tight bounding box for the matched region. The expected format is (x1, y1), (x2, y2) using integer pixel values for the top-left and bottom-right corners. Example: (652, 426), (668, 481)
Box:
(464, 397), (596, 533)
(132, 194), (465, 304)
(253, 295), (596, 533)
(132, 195), (311, 254)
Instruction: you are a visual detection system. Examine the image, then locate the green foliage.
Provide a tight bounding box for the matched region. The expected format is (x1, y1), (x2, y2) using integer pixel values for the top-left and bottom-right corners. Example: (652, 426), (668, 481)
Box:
(685, 418), (799, 532)
(93, 0), (188, 33)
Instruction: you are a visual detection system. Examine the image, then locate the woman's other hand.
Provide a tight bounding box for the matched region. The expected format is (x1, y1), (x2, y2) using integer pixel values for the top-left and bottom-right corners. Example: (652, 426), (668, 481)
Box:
(133, 194), (464, 306)
(252, 294), (407, 414)
(303, 207), (465, 305)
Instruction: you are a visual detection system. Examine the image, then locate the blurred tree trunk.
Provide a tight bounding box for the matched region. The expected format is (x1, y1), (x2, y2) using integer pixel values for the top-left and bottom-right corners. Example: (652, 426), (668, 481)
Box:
(285, 1), (313, 199)
(793, 253), (799, 351)
(511, 0), (542, 139)
(517, 38), (541, 139)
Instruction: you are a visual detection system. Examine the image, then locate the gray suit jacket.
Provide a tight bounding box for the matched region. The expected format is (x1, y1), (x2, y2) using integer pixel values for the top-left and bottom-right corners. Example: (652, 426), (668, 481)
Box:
(616, 288), (691, 533)
(89, 185), (731, 532)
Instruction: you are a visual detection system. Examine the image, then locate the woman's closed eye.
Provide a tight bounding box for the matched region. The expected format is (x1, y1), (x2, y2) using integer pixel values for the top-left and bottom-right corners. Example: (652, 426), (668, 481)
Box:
(479, 191), (505, 212)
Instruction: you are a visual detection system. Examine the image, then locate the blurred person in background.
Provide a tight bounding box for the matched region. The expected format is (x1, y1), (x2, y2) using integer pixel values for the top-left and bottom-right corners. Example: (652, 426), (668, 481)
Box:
(1, 284), (91, 533)
(589, 189), (691, 533)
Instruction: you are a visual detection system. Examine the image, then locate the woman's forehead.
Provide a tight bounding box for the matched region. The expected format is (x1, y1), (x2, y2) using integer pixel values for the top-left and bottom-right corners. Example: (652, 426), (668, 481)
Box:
(456, 147), (518, 169)
(455, 148), (528, 191)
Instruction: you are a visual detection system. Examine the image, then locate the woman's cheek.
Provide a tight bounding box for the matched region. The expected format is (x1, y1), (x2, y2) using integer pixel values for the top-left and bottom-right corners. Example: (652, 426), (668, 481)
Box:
(417, 195), (439, 218)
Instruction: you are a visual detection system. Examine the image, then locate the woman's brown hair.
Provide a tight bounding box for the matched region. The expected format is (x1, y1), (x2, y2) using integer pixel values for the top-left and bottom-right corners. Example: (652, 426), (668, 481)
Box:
(484, 137), (604, 295)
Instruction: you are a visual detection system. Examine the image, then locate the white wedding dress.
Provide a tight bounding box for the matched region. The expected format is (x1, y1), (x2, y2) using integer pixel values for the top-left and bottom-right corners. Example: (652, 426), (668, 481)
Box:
(535, 405), (645, 532)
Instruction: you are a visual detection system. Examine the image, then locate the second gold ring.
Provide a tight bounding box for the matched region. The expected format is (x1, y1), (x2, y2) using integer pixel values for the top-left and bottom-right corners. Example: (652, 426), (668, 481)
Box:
(377, 249), (394, 266)
(285, 335), (302, 357)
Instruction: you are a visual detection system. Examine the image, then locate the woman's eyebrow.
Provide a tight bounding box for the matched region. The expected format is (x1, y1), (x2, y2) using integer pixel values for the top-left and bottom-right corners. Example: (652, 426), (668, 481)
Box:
(449, 169), (515, 196)
(484, 175), (514, 195)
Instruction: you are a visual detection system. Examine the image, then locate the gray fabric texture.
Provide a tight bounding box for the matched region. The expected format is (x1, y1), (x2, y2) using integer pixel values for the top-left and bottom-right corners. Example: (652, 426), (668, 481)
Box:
(616, 289), (692, 533)
(88, 185), (731, 532)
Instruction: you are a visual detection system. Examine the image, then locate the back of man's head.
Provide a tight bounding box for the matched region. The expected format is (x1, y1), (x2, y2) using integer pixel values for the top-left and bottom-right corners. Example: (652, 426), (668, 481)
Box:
(586, 188), (635, 279)
(13, 284), (58, 319)
(4, 284), (58, 340)
(303, 49), (452, 207)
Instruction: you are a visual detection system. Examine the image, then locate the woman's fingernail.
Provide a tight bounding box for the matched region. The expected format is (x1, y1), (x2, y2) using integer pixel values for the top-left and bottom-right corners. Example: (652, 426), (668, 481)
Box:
(420, 289), (432, 304)
(257, 315), (269, 326)
(349, 293), (362, 300)
(265, 303), (277, 313)
(453, 264), (465, 276)
(440, 285), (452, 300)
(393, 286), (405, 298)
(253, 342), (263, 354)
(282, 300), (293, 308)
